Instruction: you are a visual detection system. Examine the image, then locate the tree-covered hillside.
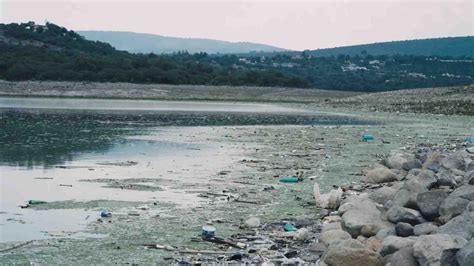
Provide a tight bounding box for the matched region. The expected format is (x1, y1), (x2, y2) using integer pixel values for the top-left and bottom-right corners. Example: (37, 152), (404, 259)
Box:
(307, 37), (474, 57)
(0, 22), (472, 92)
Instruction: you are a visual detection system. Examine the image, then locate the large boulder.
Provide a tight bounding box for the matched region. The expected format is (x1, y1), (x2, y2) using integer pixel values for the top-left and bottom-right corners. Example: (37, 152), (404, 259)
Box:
(415, 170), (438, 189)
(457, 238), (474, 266)
(386, 206), (426, 225)
(384, 247), (418, 266)
(340, 198), (384, 238)
(439, 211), (474, 240)
(379, 236), (416, 257)
(385, 153), (408, 170)
(324, 239), (383, 266)
(413, 234), (467, 266)
(392, 177), (429, 209)
(369, 186), (397, 205)
(416, 190), (448, 221)
(319, 229), (352, 247)
(439, 184), (474, 219)
(365, 168), (398, 184)
(441, 152), (468, 171)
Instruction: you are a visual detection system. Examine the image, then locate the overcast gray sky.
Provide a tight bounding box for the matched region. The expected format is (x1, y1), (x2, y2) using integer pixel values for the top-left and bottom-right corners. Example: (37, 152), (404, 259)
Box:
(1, 0), (472, 50)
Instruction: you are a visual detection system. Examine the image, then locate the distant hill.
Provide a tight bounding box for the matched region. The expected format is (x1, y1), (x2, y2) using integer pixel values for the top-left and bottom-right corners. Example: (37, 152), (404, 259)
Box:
(306, 37), (474, 57)
(78, 31), (287, 54)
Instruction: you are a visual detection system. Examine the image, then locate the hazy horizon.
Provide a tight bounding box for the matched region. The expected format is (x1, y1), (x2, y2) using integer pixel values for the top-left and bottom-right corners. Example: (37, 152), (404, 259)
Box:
(1, 0), (472, 50)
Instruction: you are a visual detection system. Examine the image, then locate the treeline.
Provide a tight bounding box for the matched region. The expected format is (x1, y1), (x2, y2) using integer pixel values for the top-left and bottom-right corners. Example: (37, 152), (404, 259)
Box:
(0, 22), (307, 88)
(0, 22), (473, 92)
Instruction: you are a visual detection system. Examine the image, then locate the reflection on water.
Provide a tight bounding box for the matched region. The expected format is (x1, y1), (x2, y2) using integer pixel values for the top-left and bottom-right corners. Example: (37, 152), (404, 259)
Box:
(0, 106), (373, 168)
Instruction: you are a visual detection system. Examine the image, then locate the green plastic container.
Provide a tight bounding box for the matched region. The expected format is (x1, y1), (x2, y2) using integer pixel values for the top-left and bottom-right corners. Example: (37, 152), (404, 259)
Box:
(284, 223), (297, 232)
(279, 176), (299, 183)
(362, 134), (375, 142)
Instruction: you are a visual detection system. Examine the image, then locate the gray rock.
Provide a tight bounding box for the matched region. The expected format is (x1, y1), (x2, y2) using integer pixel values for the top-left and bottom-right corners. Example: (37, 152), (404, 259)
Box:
(319, 229), (352, 246)
(439, 211), (474, 240)
(361, 224), (390, 238)
(341, 197), (383, 238)
(413, 234), (467, 266)
(385, 247), (418, 266)
(380, 236), (416, 257)
(385, 153), (408, 170)
(386, 206), (426, 225)
(365, 168), (398, 184)
(414, 223), (438, 236)
(439, 184), (474, 219)
(423, 152), (444, 173)
(470, 177), (474, 185)
(294, 228), (310, 241)
(457, 238), (474, 266)
(441, 152), (467, 171)
(436, 170), (458, 187)
(467, 201), (474, 212)
(416, 170), (438, 189)
(416, 190), (448, 221)
(369, 186), (397, 205)
(321, 221), (342, 233)
(403, 159), (423, 171)
(244, 217), (260, 228)
(324, 239), (383, 266)
(308, 242), (327, 254)
(395, 222), (414, 237)
(375, 227), (396, 240)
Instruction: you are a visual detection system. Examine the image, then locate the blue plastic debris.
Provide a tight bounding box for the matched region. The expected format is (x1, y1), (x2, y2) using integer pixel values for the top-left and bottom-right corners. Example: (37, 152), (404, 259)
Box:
(466, 136), (474, 143)
(362, 134), (375, 142)
(100, 211), (112, 218)
(284, 223), (297, 232)
(201, 225), (216, 238)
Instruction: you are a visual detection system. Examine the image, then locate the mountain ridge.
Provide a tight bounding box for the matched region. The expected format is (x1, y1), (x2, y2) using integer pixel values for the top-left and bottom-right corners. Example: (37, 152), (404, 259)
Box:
(78, 30), (287, 54)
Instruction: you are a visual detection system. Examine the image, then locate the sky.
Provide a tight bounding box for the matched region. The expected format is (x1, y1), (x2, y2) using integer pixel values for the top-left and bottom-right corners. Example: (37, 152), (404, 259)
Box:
(0, 0), (472, 50)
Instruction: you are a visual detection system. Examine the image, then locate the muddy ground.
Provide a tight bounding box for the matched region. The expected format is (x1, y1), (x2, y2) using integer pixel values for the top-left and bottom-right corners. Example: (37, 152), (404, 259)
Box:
(1, 102), (472, 264)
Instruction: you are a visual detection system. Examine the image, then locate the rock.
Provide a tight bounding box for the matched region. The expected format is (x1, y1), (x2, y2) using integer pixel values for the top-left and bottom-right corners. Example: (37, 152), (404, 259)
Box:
(416, 190), (448, 221)
(341, 197), (383, 238)
(439, 211), (474, 240)
(413, 234), (467, 266)
(415, 170), (438, 189)
(395, 222), (414, 237)
(356, 235), (367, 243)
(324, 239), (383, 266)
(365, 168), (398, 184)
(439, 184), (474, 219)
(321, 221), (342, 232)
(457, 238), (474, 266)
(441, 152), (467, 171)
(422, 152), (444, 173)
(365, 237), (382, 252)
(385, 153), (408, 170)
(414, 223), (438, 236)
(385, 247), (418, 266)
(319, 229), (352, 246)
(380, 236), (416, 257)
(467, 201), (474, 212)
(386, 206), (426, 225)
(308, 242), (327, 254)
(244, 217), (260, 228)
(323, 215), (342, 223)
(376, 227), (396, 240)
(294, 228), (310, 241)
(319, 209), (330, 217)
(436, 170), (458, 187)
(392, 178), (428, 209)
(369, 186), (397, 205)
(402, 159), (423, 171)
(361, 224), (386, 238)
(470, 177), (474, 185)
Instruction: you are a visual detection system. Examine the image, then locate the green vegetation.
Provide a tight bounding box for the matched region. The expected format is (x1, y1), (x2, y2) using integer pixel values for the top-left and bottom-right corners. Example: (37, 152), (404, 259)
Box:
(1, 22), (473, 91)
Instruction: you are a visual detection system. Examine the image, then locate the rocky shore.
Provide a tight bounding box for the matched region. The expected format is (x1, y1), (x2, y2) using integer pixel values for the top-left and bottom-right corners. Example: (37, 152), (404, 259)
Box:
(314, 144), (474, 265)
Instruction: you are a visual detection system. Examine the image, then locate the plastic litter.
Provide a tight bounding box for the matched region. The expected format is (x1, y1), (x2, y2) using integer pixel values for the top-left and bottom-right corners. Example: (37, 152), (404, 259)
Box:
(100, 211), (112, 218)
(27, 200), (47, 205)
(362, 134), (375, 142)
(279, 176), (299, 183)
(284, 223), (297, 232)
(466, 136), (474, 143)
(202, 225), (216, 238)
